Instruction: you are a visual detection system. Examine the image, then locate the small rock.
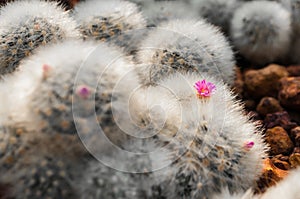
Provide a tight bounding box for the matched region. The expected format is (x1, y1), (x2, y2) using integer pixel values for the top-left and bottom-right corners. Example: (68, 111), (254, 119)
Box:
(274, 154), (289, 162)
(278, 77), (300, 110)
(254, 158), (288, 193)
(233, 67), (244, 98)
(287, 65), (300, 76)
(289, 153), (300, 168)
(264, 111), (298, 131)
(288, 110), (300, 124)
(290, 127), (300, 147)
(244, 64), (289, 99)
(271, 157), (290, 170)
(265, 126), (294, 155)
(256, 97), (283, 116)
(293, 147), (300, 154)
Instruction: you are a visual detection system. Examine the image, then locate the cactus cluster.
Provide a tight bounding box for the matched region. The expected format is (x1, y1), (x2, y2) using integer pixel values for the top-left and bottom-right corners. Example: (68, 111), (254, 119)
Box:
(1, 0), (299, 199)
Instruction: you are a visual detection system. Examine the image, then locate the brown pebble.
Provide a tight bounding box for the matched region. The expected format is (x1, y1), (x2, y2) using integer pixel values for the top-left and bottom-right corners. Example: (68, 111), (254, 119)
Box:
(264, 111), (297, 131)
(265, 126), (294, 155)
(288, 110), (300, 124)
(287, 65), (300, 76)
(256, 97), (283, 116)
(244, 64), (288, 99)
(244, 100), (257, 111)
(289, 153), (300, 168)
(255, 158), (288, 194)
(271, 157), (290, 170)
(233, 67), (244, 98)
(290, 127), (300, 147)
(278, 77), (300, 110)
(293, 147), (300, 154)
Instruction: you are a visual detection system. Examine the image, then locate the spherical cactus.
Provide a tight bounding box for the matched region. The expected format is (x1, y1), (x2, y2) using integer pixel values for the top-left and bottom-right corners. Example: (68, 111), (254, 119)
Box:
(136, 19), (235, 86)
(73, 0), (146, 53)
(0, 0), (79, 76)
(230, 1), (291, 65)
(2, 41), (140, 149)
(190, 0), (241, 34)
(132, 73), (267, 198)
(0, 130), (86, 199)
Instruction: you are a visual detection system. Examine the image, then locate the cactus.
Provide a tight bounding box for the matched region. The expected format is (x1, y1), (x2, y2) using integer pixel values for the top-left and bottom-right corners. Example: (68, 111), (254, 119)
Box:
(0, 0), (79, 76)
(4, 41), (139, 149)
(230, 1), (291, 65)
(73, 0), (146, 53)
(0, 128), (86, 199)
(130, 73), (267, 198)
(136, 19), (235, 86)
(190, 0), (241, 34)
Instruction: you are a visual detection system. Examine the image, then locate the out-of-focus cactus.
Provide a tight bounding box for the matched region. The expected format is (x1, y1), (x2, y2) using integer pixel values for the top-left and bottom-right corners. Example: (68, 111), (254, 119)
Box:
(230, 1), (291, 65)
(0, 128), (86, 199)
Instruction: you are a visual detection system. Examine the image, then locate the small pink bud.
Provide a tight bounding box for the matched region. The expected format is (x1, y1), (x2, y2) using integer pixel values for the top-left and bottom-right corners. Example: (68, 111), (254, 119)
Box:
(42, 64), (52, 78)
(244, 141), (255, 151)
(76, 85), (91, 99)
(194, 79), (216, 98)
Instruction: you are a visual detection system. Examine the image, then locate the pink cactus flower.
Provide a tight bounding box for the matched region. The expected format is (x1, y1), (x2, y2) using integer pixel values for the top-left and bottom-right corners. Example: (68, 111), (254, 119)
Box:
(76, 85), (91, 99)
(244, 141), (255, 151)
(194, 79), (216, 98)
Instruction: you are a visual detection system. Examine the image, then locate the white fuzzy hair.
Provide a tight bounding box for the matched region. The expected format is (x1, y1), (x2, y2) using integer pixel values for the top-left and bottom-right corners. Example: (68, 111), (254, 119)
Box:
(230, 1), (291, 64)
(160, 72), (267, 175)
(0, 0), (79, 38)
(73, 0), (146, 29)
(0, 41), (96, 125)
(137, 19), (235, 85)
